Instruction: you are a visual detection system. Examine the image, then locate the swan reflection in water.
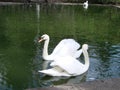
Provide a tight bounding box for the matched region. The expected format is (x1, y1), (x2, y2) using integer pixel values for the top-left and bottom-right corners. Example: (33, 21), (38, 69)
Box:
(40, 71), (87, 85)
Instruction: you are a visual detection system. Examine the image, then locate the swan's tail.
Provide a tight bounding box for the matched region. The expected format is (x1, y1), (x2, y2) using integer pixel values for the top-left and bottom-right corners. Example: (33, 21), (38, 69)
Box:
(38, 68), (70, 77)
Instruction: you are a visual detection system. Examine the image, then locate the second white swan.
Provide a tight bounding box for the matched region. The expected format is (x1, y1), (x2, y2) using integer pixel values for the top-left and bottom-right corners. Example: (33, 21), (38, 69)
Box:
(83, 1), (88, 9)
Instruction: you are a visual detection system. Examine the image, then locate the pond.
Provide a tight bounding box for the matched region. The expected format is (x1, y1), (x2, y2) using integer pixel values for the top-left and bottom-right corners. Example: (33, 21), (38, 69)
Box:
(0, 3), (120, 90)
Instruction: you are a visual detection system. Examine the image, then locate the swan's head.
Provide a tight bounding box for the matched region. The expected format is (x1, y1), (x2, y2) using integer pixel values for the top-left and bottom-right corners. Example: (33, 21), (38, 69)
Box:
(38, 34), (49, 42)
(82, 44), (88, 50)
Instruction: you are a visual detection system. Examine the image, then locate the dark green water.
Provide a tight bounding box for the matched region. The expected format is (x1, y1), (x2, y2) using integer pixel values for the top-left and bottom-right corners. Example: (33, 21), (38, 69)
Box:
(0, 4), (120, 90)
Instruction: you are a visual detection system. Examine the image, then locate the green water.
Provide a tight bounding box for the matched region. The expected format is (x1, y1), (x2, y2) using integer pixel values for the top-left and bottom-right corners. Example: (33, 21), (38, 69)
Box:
(0, 4), (120, 90)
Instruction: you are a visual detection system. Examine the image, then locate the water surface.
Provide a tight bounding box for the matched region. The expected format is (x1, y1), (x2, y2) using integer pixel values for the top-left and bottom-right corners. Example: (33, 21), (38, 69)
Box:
(0, 4), (120, 90)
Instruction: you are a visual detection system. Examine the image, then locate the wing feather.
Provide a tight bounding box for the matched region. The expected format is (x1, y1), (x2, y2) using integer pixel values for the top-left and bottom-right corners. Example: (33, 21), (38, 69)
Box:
(50, 56), (84, 75)
(51, 39), (80, 57)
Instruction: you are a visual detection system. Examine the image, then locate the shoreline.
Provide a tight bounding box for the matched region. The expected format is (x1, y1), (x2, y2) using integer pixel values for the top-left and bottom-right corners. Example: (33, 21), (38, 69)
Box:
(26, 78), (120, 90)
(0, 1), (23, 5)
(0, 1), (120, 8)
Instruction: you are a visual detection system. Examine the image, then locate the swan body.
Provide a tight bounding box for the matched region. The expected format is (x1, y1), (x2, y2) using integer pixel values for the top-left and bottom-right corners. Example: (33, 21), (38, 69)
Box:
(39, 44), (89, 76)
(83, 1), (88, 9)
(38, 34), (82, 60)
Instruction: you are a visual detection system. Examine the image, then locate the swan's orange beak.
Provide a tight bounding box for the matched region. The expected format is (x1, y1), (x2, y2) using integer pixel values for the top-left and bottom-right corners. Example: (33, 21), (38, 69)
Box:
(38, 38), (44, 42)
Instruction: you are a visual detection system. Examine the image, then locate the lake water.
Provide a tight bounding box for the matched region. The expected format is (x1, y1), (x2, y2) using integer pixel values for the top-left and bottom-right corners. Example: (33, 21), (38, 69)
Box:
(0, 3), (120, 90)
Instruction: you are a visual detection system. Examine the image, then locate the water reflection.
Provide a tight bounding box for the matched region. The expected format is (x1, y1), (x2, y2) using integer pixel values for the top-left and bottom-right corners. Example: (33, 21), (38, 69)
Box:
(41, 73), (87, 85)
(87, 44), (120, 81)
(0, 3), (120, 90)
(36, 4), (40, 33)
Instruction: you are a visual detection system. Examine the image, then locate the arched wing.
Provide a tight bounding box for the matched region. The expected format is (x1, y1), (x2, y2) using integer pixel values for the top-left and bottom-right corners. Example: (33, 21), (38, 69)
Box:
(50, 56), (84, 75)
(51, 39), (80, 57)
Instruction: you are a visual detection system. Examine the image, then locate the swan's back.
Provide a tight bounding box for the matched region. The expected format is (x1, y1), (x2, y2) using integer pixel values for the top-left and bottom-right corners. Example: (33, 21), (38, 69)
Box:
(51, 44), (89, 76)
(51, 39), (80, 57)
(50, 56), (85, 75)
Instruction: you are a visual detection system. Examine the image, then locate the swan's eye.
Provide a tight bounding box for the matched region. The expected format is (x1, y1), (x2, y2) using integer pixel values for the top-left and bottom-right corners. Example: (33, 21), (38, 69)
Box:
(41, 36), (44, 39)
(38, 36), (45, 42)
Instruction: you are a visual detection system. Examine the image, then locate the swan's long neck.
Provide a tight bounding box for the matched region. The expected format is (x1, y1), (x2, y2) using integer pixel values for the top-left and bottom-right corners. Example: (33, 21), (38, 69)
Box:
(43, 38), (49, 59)
(83, 47), (89, 69)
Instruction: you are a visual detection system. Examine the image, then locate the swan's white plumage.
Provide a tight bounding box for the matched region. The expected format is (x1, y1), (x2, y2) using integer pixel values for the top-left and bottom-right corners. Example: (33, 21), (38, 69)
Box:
(39, 66), (70, 76)
(39, 34), (82, 60)
(51, 39), (81, 58)
(50, 56), (85, 75)
(83, 1), (88, 9)
(39, 44), (89, 76)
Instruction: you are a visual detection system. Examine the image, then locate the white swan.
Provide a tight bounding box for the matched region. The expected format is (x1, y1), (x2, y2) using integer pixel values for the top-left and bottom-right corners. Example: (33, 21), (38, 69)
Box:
(38, 34), (82, 60)
(38, 44), (89, 76)
(83, 1), (88, 9)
